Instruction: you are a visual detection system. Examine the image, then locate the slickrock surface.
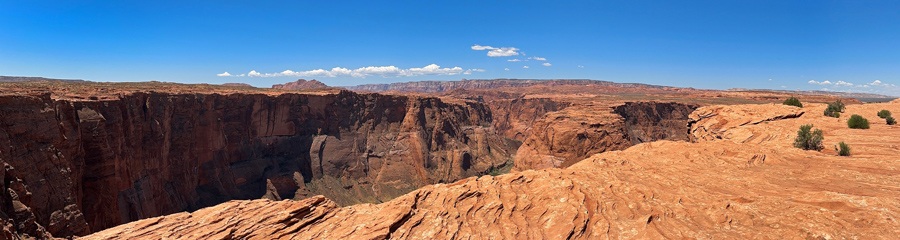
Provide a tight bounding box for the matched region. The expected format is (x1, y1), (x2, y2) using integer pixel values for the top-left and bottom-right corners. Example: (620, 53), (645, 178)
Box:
(0, 89), (513, 237)
(84, 101), (900, 239)
(689, 103), (806, 144)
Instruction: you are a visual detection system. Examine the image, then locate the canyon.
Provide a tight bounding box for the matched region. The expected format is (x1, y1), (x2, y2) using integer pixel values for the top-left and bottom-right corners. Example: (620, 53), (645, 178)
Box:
(0, 79), (881, 238)
(0, 84), (514, 238)
(85, 100), (900, 239)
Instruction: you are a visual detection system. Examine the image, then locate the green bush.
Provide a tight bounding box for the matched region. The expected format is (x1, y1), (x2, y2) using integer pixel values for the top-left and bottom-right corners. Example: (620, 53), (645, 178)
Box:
(783, 97), (803, 108)
(793, 124), (824, 151)
(847, 114), (870, 129)
(887, 116), (897, 125)
(837, 142), (851, 156)
(877, 110), (892, 119)
(824, 100), (845, 118)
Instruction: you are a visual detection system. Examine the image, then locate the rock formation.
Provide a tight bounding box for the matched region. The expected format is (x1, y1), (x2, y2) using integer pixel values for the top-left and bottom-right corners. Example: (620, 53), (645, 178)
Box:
(0, 90), (513, 237)
(689, 103), (805, 143)
(514, 101), (698, 171)
(271, 79), (330, 90)
(613, 101), (698, 145)
(512, 105), (630, 171)
(83, 100), (900, 239)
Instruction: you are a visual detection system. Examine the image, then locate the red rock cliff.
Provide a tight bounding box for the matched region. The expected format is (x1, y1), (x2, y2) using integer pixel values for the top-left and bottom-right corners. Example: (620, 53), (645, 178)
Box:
(0, 90), (512, 238)
(82, 101), (900, 239)
(514, 101), (698, 171)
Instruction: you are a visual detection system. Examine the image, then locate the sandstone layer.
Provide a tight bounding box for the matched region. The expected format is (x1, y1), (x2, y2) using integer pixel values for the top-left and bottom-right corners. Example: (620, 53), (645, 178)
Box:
(82, 102), (900, 239)
(0, 90), (513, 238)
(513, 101), (698, 171)
(84, 101), (900, 239)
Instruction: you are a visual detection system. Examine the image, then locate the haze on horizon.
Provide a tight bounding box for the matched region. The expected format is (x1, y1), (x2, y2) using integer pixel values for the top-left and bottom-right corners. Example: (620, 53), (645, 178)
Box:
(1, 1), (899, 96)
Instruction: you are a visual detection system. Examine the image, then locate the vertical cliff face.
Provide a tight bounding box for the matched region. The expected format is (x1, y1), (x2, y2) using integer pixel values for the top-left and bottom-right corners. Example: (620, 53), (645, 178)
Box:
(613, 102), (699, 145)
(0, 90), (512, 238)
(489, 98), (570, 142)
(513, 102), (699, 171)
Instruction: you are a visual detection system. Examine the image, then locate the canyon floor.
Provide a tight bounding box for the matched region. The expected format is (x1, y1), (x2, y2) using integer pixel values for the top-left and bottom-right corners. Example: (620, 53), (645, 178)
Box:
(0, 79), (896, 239)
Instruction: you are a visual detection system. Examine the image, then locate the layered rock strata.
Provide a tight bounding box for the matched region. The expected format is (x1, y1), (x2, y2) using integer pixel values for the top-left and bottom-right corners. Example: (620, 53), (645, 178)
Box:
(0, 90), (512, 238)
(85, 100), (900, 238)
(514, 102), (698, 171)
(83, 101), (900, 239)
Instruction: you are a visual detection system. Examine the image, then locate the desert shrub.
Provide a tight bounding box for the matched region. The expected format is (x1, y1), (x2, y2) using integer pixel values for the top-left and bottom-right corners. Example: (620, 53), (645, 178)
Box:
(837, 142), (851, 156)
(824, 100), (845, 118)
(793, 124), (824, 151)
(783, 97), (803, 108)
(887, 116), (897, 125)
(877, 110), (892, 119)
(847, 114), (870, 129)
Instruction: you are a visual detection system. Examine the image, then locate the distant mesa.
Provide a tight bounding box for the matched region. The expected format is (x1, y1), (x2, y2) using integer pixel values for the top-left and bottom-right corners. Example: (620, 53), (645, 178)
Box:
(728, 88), (897, 102)
(342, 79), (670, 93)
(271, 79), (330, 90)
(0, 75), (86, 83)
(221, 83), (253, 87)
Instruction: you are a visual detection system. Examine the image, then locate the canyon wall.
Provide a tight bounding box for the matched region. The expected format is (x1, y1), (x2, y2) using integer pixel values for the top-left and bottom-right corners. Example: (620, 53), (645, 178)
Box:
(83, 101), (900, 239)
(0, 91), (512, 238)
(614, 102), (699, 145)
(514, 102), (698, 171)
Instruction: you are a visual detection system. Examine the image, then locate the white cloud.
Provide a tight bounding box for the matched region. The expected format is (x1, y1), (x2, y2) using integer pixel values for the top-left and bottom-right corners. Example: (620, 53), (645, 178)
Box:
(487, 47), (520, 57)
(217, 72), (233, 77)
(471, 44), (520, 57)
(870, 80), (885, 86)
(231, 64), (476, 78)
(542, 63), (551, 66)
(529, 56), (547, 61)
(507, 59), (521, 62)
(577, 65), (584, 68)
(781, 86), (786, 88)
(463, 69), (485, 75)
(768, 78), (772, 81)
(834, 81), (853, 86)
(471, 45), (492, 50)
(523, 66), (529, 69)
(808, 80), (832, 85)
(504, 68), (510, 71)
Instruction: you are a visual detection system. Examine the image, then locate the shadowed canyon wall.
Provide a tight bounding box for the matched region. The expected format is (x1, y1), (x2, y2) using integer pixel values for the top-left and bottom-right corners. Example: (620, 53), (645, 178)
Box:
(514, 102), (699, 171)
(0, 91), (513, 237)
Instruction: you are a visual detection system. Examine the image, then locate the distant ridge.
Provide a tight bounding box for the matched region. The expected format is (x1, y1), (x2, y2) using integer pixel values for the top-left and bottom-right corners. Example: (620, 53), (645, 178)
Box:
(342, 79), (675, 93)
(222, 83), (253, 87)
(0, 76), (86, 82)
(271, 79), (330, 90)
(728, 88), (897, 102)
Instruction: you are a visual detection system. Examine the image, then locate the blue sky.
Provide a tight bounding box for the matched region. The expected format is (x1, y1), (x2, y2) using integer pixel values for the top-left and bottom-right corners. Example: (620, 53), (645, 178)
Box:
(2, 1), (899, 96)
